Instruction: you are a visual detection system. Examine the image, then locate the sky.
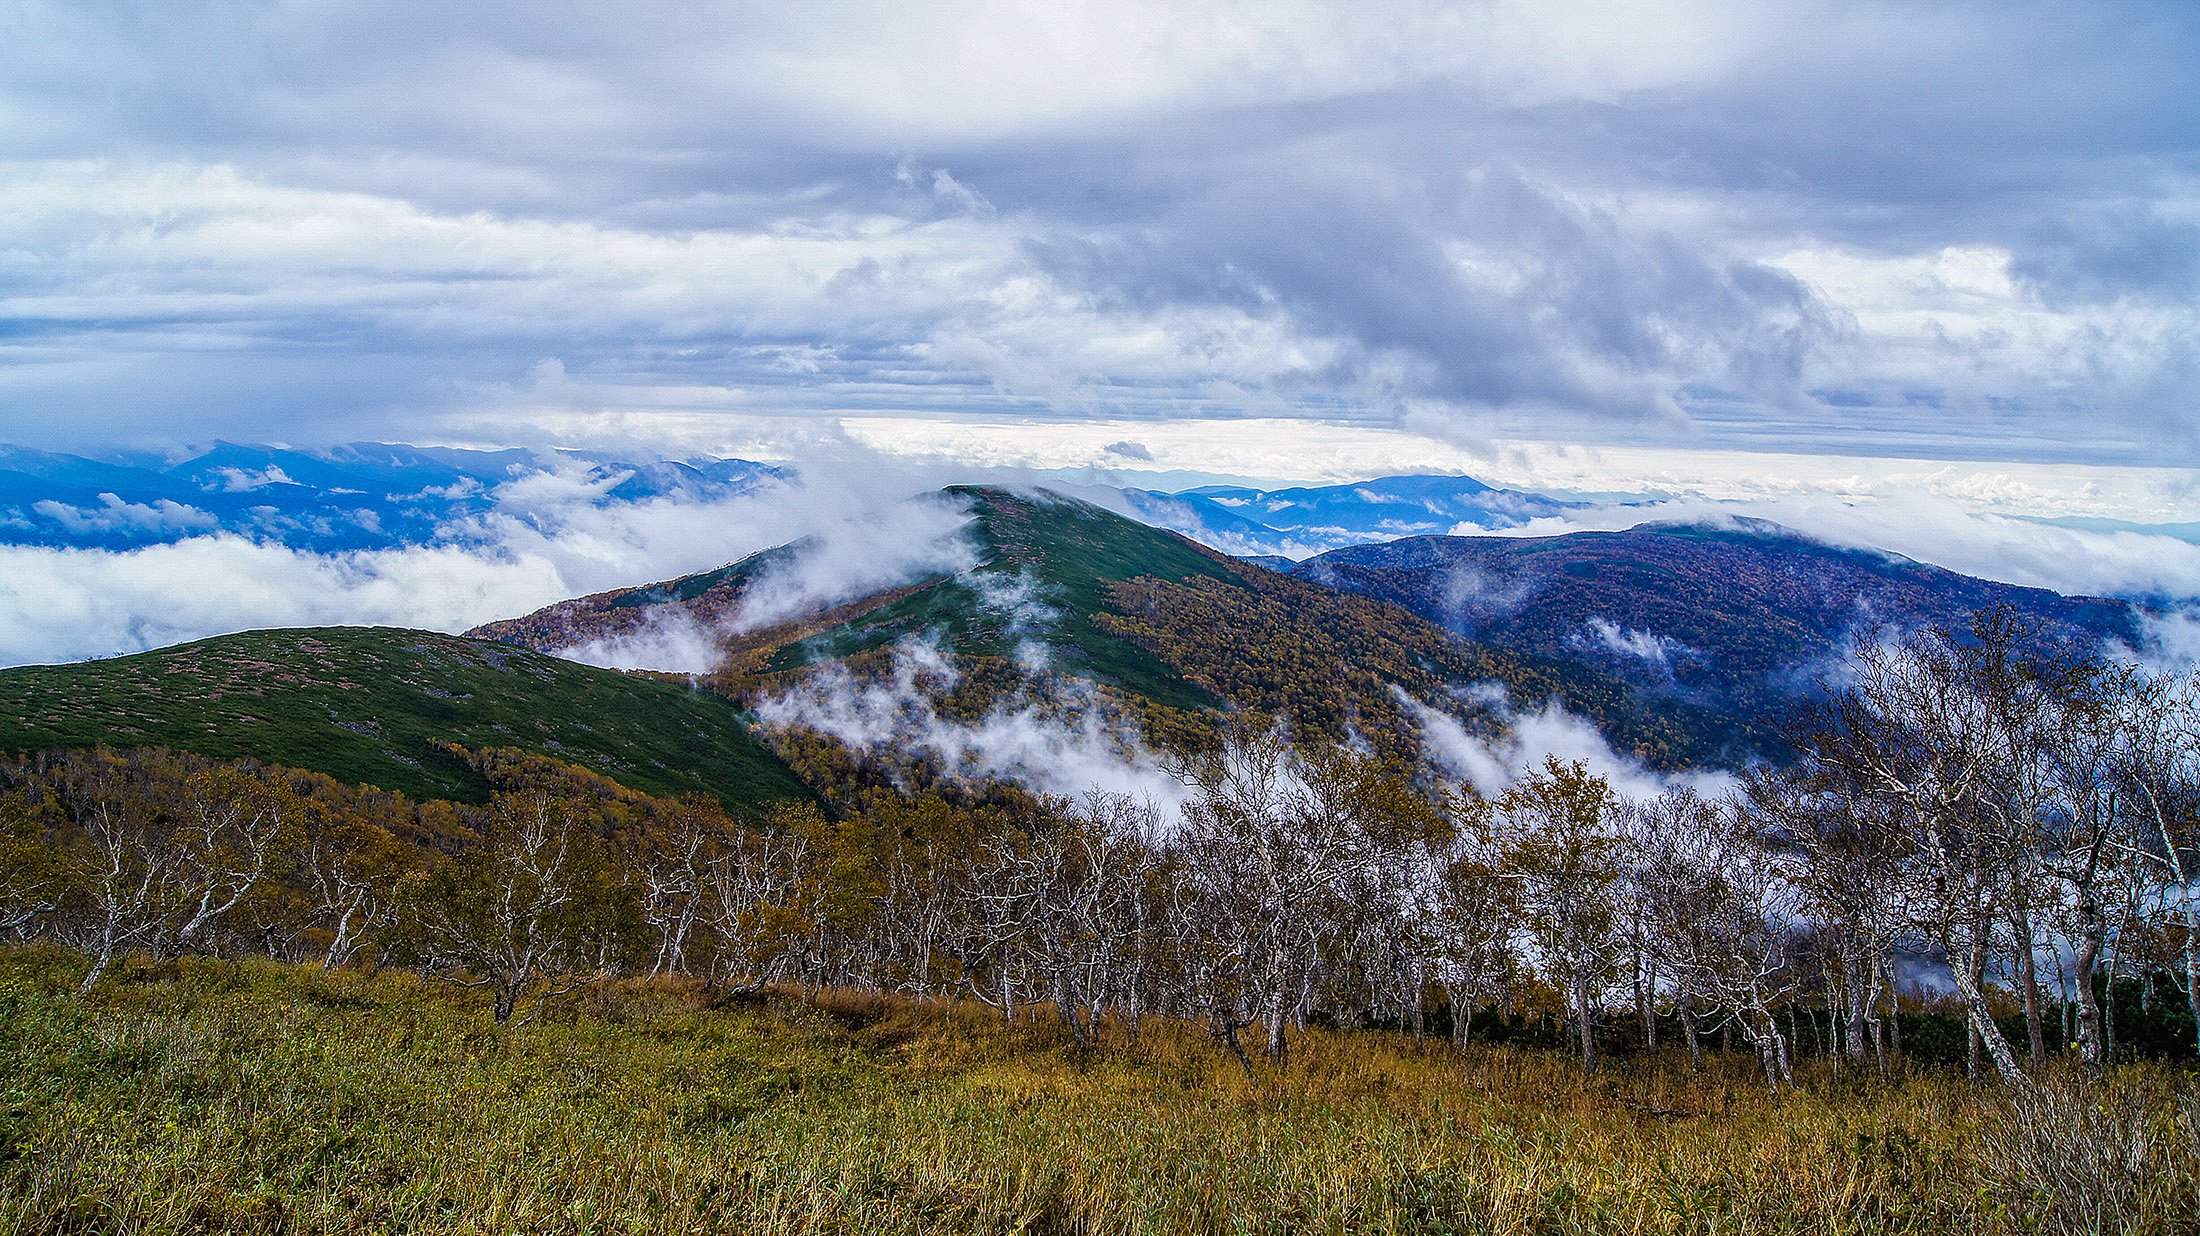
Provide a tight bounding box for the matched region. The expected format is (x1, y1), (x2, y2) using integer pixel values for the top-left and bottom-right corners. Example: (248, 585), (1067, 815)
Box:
(2, 0), (2196, 480)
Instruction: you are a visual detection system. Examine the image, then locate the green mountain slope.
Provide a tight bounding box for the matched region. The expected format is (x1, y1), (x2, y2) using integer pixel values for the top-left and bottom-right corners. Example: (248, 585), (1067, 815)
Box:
(757, 487), (1243, 712)
(0, 627), (809, 807)
(476, 488), (1738, 768)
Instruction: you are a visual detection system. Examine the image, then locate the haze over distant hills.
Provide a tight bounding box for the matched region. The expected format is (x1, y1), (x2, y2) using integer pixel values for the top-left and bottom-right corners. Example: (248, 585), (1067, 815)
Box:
(473, 485), (2164, 771)
(2, 441), (1581, 559)
(1119, 475), (1581, 556)
(6, 440), (2198, 595)
(0, 467), (2171, 826)
(0, 442), (780, 552)
(1, 442), (2189, 718)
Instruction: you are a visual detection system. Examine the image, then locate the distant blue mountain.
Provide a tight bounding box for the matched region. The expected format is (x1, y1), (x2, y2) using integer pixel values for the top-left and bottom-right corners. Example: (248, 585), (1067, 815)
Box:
(1120, 474), (1580, 556)
(1285, 521), (2148, 755)
(0, 442), (782, 552)
(0, 446), (1564, 559)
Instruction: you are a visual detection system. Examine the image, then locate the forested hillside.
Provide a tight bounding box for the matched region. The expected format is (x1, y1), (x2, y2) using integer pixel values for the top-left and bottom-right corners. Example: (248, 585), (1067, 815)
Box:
(1292, 521), (2145, 742)
(4, 501), (2198, 1235)
(480, 486), (1737, 768)
(0, 627), (808, 807)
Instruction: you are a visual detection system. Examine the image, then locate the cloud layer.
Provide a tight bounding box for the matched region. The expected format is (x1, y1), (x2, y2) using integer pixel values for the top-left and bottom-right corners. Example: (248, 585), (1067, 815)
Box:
(0, 462), (967, 667)
(1, 1), (2193, 465)
(755, 638), (1195, 817)
(1395, 686), (1734, 802)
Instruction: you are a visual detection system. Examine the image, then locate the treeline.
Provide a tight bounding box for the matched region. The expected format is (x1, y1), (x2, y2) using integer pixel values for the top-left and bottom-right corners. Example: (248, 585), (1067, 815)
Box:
(2, 609), (2195, 1089)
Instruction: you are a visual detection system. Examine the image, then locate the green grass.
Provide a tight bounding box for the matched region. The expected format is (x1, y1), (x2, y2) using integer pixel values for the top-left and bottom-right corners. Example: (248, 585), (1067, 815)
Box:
(0, 627), (810, 808)
(3, 945), (2193, 1235)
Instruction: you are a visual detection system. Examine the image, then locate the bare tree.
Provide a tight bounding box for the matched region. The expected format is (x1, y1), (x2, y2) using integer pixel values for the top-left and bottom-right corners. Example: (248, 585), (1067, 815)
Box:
(1418, 789), (1518, 1048)
(2113, 671), (2200, 1056)
(50, 754), (288, 992)
(635, 797), (731, 977)
(1746, 767), (1910, 1069)
(292, 797), (409, 970)
(965, 793), (1159, 1049)
(1643, 786), (1806, 1089)
(1165, 724), (1322, 1072)
(694, 801), (833, 995)
(2022, 657), (2150, 1066)
(1155, 724), (1437, 1073)
(407, 790), (612, 1024)
(1809, 615), (2048, 1085)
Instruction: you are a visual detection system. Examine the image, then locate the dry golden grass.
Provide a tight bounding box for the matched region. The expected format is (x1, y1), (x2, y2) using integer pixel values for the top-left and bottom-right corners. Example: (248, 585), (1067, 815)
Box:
(0, 945), (2193, 1235)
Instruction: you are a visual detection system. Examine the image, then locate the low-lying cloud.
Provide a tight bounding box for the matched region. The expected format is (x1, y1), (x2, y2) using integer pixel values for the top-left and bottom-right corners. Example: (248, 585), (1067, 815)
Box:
(30, 495), (219, 538)
(0, 462), (974, 668)
(1575, 617), (1693, 673)
(729, 495), (979, 634)
(551, 493), (989, 675)
(2126, 608), (2200, 675)
(756, 637), (1194, 818)
(1464, 491), (2200, 603)
(556, 608), (726, 677)
(1394, 684), (1733, 802)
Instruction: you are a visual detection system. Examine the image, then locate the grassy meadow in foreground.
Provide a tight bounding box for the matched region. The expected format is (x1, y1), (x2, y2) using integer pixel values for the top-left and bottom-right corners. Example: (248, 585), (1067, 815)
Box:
(0, 945), (2194, 1235)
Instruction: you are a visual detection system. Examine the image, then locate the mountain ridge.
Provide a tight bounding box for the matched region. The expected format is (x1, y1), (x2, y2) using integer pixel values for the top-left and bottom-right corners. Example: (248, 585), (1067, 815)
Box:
(475, 486), (1743, 769)
(0, 626), (809, 808)
(1287, 520), (2147, 737)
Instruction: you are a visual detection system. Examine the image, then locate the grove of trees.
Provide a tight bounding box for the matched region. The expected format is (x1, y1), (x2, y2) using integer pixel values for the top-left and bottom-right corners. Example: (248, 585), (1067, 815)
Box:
(3, 609), (2195, 1088)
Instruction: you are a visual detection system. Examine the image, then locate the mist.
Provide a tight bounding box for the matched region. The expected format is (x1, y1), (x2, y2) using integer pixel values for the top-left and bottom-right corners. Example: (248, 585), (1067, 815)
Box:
(755, 637), (1195, 820)
(0, 456), (988, 667)
(1393, 685), (1734, 802)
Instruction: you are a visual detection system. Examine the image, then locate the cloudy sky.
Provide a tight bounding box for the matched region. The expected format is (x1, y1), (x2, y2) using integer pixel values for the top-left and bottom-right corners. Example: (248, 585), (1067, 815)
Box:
(2, 0), (2195, 482)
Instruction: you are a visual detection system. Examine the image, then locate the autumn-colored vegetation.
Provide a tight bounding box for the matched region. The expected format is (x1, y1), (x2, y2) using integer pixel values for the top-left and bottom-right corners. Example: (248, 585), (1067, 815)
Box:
(3, 480), (2197, 1234)
(1294, 522), (2141, 755)
(1, 945), (2194, 1235)
(478, 487), (1725, 769)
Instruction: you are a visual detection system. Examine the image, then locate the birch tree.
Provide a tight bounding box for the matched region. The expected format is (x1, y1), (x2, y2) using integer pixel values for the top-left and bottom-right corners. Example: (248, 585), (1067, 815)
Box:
(408, 789), (615, 1024)
(1499, 757), (1627, 1074)
(49, 753), (288, 992)
(2114, 671), (2200, 1056)
(1811, 618), (2037, 1084)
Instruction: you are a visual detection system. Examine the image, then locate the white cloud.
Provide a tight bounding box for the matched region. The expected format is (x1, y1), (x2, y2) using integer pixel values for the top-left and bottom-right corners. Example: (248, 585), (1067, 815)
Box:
(1436, 560), (1537, 627)
(829, 416), (2200, 522)
(556, 607), (724, 676)
(741, 0), (1783, 140)
(29, 493), (218, 537)
(963, 568), (1061, 670)
(206, 464), (296, 492)
(1, 1), (2192, 465)
(0, 535), (567, 667)
(0, 161), (1017, 344)
(1395, 685), (1732, 802)
(2126, 608), (2200, 675)
(756, 637), (1194, 817)
(0, 461), (966, 667)
(728, 494), (979, 633)
(1575, 616), (1691, 669)
(1769, 243), (2199, 425)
